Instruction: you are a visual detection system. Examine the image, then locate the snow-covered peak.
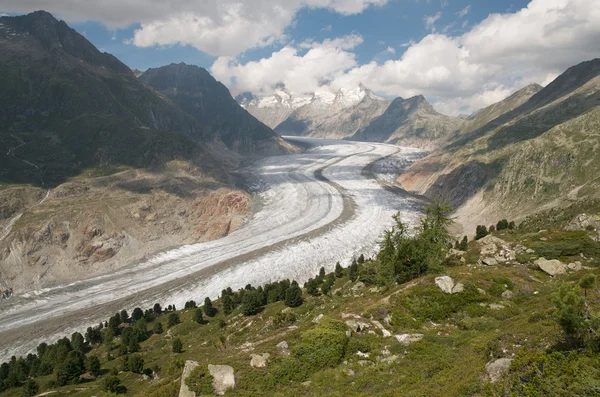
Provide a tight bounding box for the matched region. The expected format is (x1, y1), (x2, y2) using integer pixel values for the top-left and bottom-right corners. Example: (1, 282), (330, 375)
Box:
(237, 84), (386, 112)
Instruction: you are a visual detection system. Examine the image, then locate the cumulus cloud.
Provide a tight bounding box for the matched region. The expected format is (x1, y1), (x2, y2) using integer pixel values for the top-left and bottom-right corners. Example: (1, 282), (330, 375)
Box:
(215, 0), (600, 115)
(0, 0), (388, 56)
(212, 34), (362, 94)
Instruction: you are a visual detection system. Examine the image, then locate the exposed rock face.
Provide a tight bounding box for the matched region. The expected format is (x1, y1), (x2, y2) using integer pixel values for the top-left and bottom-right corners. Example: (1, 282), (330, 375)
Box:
(350, 95), (464, 150)
(208, 364), (235, 396)
(535, 258), (568, 276)
(179, 360), (200, 397)
(435, 276), (454, 294)
(395, 334), (424, 345)
(0, 166), (251, 293)
(565, 214), (600, 232)
(486, 358), (513, 383)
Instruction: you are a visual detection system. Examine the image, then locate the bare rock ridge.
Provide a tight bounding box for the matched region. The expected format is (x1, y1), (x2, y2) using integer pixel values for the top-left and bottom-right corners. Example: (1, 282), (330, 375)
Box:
(349, 94), (465, 149)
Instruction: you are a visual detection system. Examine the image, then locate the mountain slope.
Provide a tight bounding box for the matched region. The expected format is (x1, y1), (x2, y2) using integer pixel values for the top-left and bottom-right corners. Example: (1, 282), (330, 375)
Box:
(398, 59), (600, 234)
(0, 11), (215, 186)
(0, 11), (287, 295)
(139, 63), (287, 155)
(350, 95), (465, 149)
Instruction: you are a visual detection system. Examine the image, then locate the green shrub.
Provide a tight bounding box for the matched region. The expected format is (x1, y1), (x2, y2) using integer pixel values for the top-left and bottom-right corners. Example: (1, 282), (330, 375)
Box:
(293, 327), (348, 370)
(394, 284), (487, 323)
(184, 366), (214, 395)
(527, 231), (600, 259)
(273, 312), (297, 328)
(483, 350), (600, 397)
(270, 357), (309, 384)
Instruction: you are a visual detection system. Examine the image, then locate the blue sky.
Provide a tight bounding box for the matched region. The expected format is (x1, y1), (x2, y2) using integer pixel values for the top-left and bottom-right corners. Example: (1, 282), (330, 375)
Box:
(2, 0), (598, 114)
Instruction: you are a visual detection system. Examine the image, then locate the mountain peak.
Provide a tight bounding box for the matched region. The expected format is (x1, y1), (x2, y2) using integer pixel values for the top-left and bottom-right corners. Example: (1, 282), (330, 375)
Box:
(2, 11), (131, 75)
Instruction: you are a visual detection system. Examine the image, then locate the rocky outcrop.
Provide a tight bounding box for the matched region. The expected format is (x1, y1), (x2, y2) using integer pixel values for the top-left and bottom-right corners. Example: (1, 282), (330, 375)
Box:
(486, 358), (513, 383)
(179, 361), (200, 397)
(535, 258), (567, 276)
(250, 353), (270, 368)
(435, 276), (464, 294)
(395, 334), (424, 345)
(208, 364), (235, 396)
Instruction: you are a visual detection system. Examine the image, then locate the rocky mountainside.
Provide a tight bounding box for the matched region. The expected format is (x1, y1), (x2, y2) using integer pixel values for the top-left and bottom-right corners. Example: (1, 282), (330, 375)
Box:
(140, 63), (286, 155)
(398, 59), (600, 235)
(237, 85), (391, 139)
(350, 95), (465, 149)
(0, 11), (292, 295)
(465, 84), (543, 133)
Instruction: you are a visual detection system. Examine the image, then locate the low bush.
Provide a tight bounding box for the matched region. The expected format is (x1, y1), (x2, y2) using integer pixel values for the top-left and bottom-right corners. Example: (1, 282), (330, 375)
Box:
(185, 366), (214, 395)
(293, 326), (348, 371)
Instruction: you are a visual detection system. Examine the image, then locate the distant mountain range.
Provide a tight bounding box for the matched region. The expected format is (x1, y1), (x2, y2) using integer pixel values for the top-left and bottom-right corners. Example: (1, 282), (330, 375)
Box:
(236, 84), (392, 140)
(236, 85), (464, 149)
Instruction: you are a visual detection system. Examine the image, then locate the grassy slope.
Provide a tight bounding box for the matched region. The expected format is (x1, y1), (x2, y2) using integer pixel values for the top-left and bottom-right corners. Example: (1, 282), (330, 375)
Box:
(2, 224), (599, 397)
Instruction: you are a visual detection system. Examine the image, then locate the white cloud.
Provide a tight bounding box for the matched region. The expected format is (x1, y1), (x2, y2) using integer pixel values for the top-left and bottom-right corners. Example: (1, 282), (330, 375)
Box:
(321, 24), (333, 31)
(386, 46), (396, 54)
(0, 0), (388, 56)
(424, 12), (442, 32)
(215, 0), (600, 115)
(456, 5), (470, 18)
(212, 34), (361, 94)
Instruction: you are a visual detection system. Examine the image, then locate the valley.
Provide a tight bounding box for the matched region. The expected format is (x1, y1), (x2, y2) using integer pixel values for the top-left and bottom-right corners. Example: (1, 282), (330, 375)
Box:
(0, 138), (425, 362)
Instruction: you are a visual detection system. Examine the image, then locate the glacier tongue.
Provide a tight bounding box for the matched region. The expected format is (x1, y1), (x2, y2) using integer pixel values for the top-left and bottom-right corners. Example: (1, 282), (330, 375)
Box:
(0, 138), (424, 362)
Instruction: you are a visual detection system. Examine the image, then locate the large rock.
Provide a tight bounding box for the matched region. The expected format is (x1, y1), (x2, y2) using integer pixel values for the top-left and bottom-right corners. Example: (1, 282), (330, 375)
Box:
(208, 365), (235, 396)
(435, 276), (455, 294)
(276, 341), (290, 356)
(345, 319), (371, 332)
(394, 334), (424, 345)
(535, 258), (567, 276)
(486, 358), (513, 383)
(478, 235), (516, 263)
(250, 353), (270, 368)
(179, 360), (199, 397)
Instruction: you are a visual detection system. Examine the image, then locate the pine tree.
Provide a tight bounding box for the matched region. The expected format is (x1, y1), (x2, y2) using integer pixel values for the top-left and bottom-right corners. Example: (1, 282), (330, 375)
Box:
(167, 312), (180, 328)
(172, 338), (183, 353)
(284, 282), (303, 307)
(357, 254), (365, 264)
(335, 262), (344, 278)
(459, 236), (468, 251)
(85, 355), (101, 376)
(349, 259), (359, 282)
(152, 322), (163, 335)
(475, 225), (488, 240)
(120, 310), (129, 324)
(223, 294), (234, 315)
(241, 290), (264, 316)
(203, 297), (217, 317)
(153, 303), (162, 315)
(131, 308), (144, 322)
(192, 308), (204, 324)
(305, 278), (319, 296)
